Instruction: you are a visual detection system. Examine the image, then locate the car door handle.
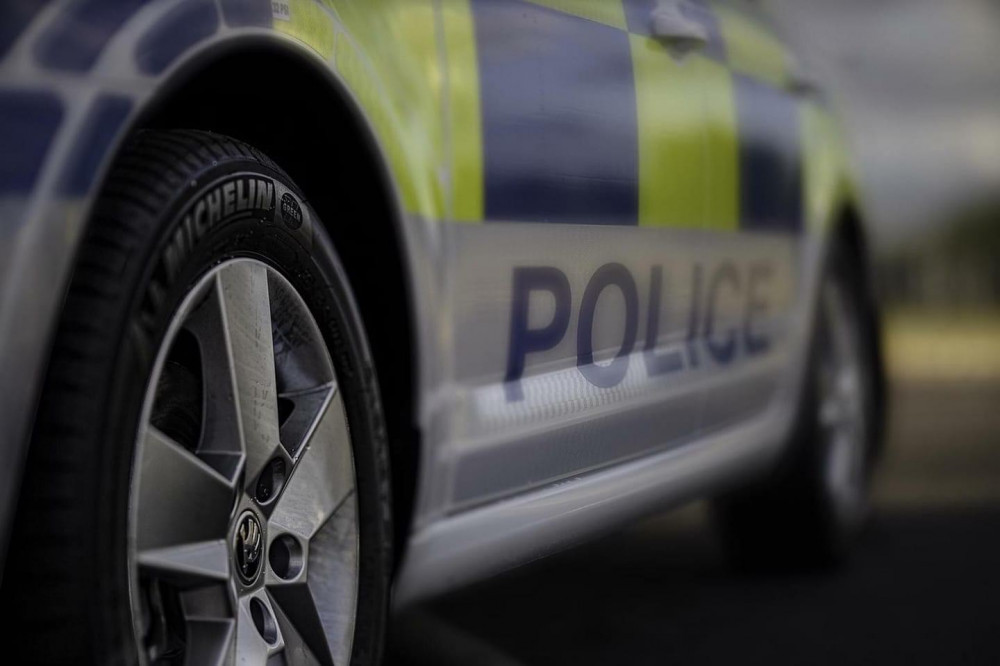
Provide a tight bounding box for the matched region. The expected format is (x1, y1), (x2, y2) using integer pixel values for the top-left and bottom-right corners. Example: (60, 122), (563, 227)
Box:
(650, 1), (708, 56)
(788, 61), (821, 95)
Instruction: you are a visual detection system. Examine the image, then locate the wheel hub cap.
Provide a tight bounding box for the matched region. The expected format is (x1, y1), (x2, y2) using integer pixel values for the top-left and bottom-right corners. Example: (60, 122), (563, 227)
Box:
(234, 512), (264, 585)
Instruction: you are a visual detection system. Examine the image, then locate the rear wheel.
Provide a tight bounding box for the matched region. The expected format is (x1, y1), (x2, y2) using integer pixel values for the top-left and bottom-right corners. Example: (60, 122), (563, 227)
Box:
(713, 239), (880, 570)
(2, 130), (392, 664)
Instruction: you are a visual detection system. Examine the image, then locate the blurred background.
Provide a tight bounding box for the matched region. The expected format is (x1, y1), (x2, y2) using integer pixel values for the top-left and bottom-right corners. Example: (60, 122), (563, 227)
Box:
(388, 1), (1000, 663)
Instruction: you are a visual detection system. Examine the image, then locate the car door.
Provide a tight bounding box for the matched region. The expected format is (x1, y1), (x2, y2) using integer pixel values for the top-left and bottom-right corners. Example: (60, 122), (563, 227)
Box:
(696, 0), (803, 430)
(618, 0), (798, 455)
(431, 0), (797, 512)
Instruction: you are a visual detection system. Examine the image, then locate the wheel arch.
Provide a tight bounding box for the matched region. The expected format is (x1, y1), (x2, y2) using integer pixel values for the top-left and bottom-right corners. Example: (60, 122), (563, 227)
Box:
(135, 41), (422, 562)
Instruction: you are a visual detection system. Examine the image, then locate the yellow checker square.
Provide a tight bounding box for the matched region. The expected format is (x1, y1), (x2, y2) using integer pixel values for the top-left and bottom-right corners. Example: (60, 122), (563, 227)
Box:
(274, 0), (336, 59)
(631, 35), (739, 230)
(442, 0), (485, 223)
(329, 0), (448, 220)
(701, 57), (739, 232)
(801, 101), (852, 232)
(715, 4), (789, 89)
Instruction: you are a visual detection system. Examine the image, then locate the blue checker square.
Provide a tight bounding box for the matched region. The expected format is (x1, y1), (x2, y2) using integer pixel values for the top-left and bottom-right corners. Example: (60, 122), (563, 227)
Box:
(0, 91), (63, 195)
(34, 0), (146, 72)
(472, 0), (639, 225)
(734, 75), (803, 232)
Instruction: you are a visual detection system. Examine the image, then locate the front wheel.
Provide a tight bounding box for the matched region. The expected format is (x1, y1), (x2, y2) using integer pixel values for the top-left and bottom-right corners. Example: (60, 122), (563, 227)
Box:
(3, 130), (392, 664)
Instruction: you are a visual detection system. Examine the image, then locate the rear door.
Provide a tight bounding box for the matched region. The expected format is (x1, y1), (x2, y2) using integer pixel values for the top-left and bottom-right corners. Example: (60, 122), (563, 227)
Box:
(433, 0), (798, 511)
(697, 0), (803, 429)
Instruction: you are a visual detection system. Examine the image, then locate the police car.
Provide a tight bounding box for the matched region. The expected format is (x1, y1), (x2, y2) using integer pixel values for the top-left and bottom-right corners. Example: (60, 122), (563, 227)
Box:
(0, 0), (883, 663)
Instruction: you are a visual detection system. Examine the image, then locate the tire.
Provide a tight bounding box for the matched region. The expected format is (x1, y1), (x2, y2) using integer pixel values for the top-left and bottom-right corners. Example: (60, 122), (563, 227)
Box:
(712, 238), (881, 570)
(1, 130), (392, 664)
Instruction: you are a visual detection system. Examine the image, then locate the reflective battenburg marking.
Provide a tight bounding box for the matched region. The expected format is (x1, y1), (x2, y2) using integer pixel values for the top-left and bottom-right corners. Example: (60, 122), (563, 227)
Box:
(219, 0), (271, 28)
(34, 0), (145, 72)
(0, 0), (50, 59)
(58, 94), (132, 196)
(472, 0), (639, 225)
(630, 34), (738, 230)
(735, 74), (802, 232)
(135, 0), (219, 75)
(0, 91), (63, 196)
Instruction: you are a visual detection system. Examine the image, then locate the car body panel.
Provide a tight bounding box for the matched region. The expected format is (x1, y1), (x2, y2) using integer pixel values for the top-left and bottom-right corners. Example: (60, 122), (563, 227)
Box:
(0, 0), (862, 603)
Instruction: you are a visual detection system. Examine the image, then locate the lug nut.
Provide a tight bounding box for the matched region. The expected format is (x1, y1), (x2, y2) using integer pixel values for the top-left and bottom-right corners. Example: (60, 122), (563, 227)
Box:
(249, 597), (277, 644)
(255, 457), (286, 505)
(269, 533), (304, 581)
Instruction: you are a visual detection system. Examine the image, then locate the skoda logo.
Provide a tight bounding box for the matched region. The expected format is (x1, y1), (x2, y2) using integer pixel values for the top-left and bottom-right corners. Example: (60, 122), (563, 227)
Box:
(234, 512), (263, 584)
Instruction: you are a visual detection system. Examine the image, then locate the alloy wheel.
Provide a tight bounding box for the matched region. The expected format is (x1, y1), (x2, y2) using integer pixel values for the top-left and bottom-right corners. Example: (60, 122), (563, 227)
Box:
(817, 277), (868, 524)
(129, 259), (359, 665)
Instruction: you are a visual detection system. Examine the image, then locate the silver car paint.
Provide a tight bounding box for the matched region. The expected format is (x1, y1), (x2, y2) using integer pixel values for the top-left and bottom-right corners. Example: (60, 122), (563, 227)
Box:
(0, 1), (845, 604)
(395, 218), (828, 604)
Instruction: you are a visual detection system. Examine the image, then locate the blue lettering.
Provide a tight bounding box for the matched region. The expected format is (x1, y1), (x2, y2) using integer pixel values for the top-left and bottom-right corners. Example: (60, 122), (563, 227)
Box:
(505, 266), (572, 401)
(644, 265), (683, 376)
(686, 264), (703, 368)
(705, 262), (740, 364)
(577, 263), (639, 389)
(744, 262), (772, 355)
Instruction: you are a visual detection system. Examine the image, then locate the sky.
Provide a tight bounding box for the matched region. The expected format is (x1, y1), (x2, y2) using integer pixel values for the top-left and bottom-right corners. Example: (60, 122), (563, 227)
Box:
(766, 0), (1000, 249)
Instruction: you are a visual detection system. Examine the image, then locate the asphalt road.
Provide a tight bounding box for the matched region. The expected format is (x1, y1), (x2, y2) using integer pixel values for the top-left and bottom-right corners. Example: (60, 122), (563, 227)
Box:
(387, 378), (1000, 665)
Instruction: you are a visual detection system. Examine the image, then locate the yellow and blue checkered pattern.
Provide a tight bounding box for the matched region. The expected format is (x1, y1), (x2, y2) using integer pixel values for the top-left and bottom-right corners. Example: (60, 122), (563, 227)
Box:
(449, 0), (802, 231)
(273, 0), (849, 233)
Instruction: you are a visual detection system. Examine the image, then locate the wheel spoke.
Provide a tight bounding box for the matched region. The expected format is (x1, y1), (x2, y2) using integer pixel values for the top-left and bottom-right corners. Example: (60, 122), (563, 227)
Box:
(216, 262), (283, 488)
(269, 274), (335, 393)
(837, 368), (859, 396)
(272, 595), (325, 666)
(829, 433), (851, 485)
(309, 491), (359, 666)
(270, 388), (354, 540)
(184, 620), (234, 666)
(178, 586), (235, 666)
(136, 427), (234, 551)
(183, 281), (244, 481)
(235, 591), (284, 663)
(268, 493), (358, 666)
(137, 539), (230, 582)
(819, 395), (847, 429)
(279, 384), (337, 458)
